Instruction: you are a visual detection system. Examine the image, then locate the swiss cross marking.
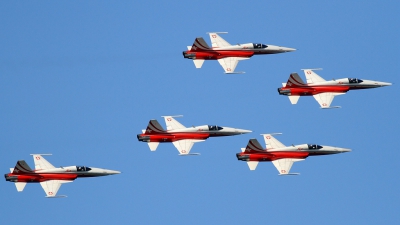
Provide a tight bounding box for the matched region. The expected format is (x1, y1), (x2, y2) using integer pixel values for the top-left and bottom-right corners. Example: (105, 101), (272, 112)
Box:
(167, 118), (172, 121)
(266, 136), (271, 139)
(48, 192), (53, 195)
(181, 150), (186, 153)
(281, 170), (286, 173)
(36, 156), (40, 160)
(307, 71), (311, 74)
(212, 35), (217, 38)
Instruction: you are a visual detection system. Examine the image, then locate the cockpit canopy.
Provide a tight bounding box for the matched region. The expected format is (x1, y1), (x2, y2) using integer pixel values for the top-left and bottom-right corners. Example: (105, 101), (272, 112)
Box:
(348, 78), (363, 83)
(208, 125), (223, 131)
(76, 166), (92, 172)
(253, 43), (267, 49)
(307, 144), (323, 150)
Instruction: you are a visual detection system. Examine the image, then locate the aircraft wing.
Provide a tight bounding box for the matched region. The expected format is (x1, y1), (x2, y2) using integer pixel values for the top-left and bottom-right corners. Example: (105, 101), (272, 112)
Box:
(303, 69), (325, 84)
(162, 116), (185, 130)
(272, 158), (304, 175)
(313, 92), (345, 108)
(32, 154), (55, 170)
(40, 180), (72, 198)
(262, 134), (285, 149)
(208, 33), (230, 47)
(172, 139), (205, 155)
(217, 57), (248, 73)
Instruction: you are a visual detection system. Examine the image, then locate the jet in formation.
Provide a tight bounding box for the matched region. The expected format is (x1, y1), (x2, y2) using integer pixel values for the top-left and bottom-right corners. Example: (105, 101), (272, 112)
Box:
(4, 154), (120, 198)
(236, 133), (350, 175)
(278, 69), (392, 108)
(183, 32), (296, 74)
(137, 115), (251, 155)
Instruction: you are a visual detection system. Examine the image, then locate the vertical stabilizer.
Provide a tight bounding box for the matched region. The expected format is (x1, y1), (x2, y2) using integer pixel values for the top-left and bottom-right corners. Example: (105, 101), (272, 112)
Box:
(12, 160), (33, 174)
(190, 37), (210, 51)
(145, 120), (165, 134)
(244, 139), (265, 152)
(285, 73), (306, 87)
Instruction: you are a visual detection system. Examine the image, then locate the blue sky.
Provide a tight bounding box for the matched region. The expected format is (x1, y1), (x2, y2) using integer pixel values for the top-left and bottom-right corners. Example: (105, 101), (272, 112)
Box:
(1, 1), (399, 224)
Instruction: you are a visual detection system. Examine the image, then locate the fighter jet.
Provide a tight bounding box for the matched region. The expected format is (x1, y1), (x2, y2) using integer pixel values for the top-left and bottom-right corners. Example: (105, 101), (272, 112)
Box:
(4, 154), (120, 198)
(182, 32), (296, 73)
(278, 68), (392, 108)
(236, 133), (350, 175)
(137, 115), (251, 155)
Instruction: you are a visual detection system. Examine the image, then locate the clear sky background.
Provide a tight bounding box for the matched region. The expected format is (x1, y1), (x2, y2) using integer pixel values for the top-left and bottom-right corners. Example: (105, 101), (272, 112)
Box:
(1, 1), (399, 224)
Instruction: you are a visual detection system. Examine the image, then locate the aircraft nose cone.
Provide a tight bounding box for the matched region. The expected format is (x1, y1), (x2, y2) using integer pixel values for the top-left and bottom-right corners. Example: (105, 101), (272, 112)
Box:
(104, 169), (121, 174)
(337, 148), (351, 153)
(380, 82), (392, 86)
(283, 47), (296, 52)
(236, 129), (252, 134)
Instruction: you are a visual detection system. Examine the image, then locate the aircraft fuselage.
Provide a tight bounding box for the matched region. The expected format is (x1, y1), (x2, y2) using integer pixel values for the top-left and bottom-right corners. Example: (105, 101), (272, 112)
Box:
(5, 166), (120, 183)
(237, 145), (350, 162)
(278, 78), (391, 96)
(183, 43), (294, 60)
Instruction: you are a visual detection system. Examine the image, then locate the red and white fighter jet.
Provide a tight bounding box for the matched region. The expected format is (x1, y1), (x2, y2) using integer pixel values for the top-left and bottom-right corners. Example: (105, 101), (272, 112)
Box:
(236, 133), (351, 175)
(4, 154), (120, 198)
(182, 32), (296, 73)
(278, 69), (392, 108)
(137, 115), (251, 155)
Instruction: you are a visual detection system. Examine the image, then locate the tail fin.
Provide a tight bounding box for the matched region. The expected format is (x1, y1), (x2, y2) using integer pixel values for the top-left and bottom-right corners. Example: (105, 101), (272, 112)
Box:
(285, 73), (306, 87)
(190, 37), (210, 51)
(12, 160), (33, 174)
(244, 139), (265, 153)
(144, 120), (165, 134)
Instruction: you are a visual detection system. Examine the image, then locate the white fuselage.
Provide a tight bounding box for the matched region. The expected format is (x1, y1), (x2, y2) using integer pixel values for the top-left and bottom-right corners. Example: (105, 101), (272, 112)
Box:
(166, 125), (251, 136)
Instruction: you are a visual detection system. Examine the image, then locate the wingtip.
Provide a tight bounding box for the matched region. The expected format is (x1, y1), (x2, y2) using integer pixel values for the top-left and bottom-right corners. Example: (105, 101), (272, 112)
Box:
(320, 106), (341, 109)
(178, 153), (201, 156)
(224, 71), (245, 74)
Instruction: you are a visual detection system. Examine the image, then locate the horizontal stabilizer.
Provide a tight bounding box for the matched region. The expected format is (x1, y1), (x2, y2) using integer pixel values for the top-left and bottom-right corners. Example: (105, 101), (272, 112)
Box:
(193, 59), (204, 68)
(288, 96), (300, 104)
(247, 161), (259, 170)
(178, 153), (201, 156)
(278, 173), (300, 176)
(148, 142), (159, 151)
(15, 182), (27, 192)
